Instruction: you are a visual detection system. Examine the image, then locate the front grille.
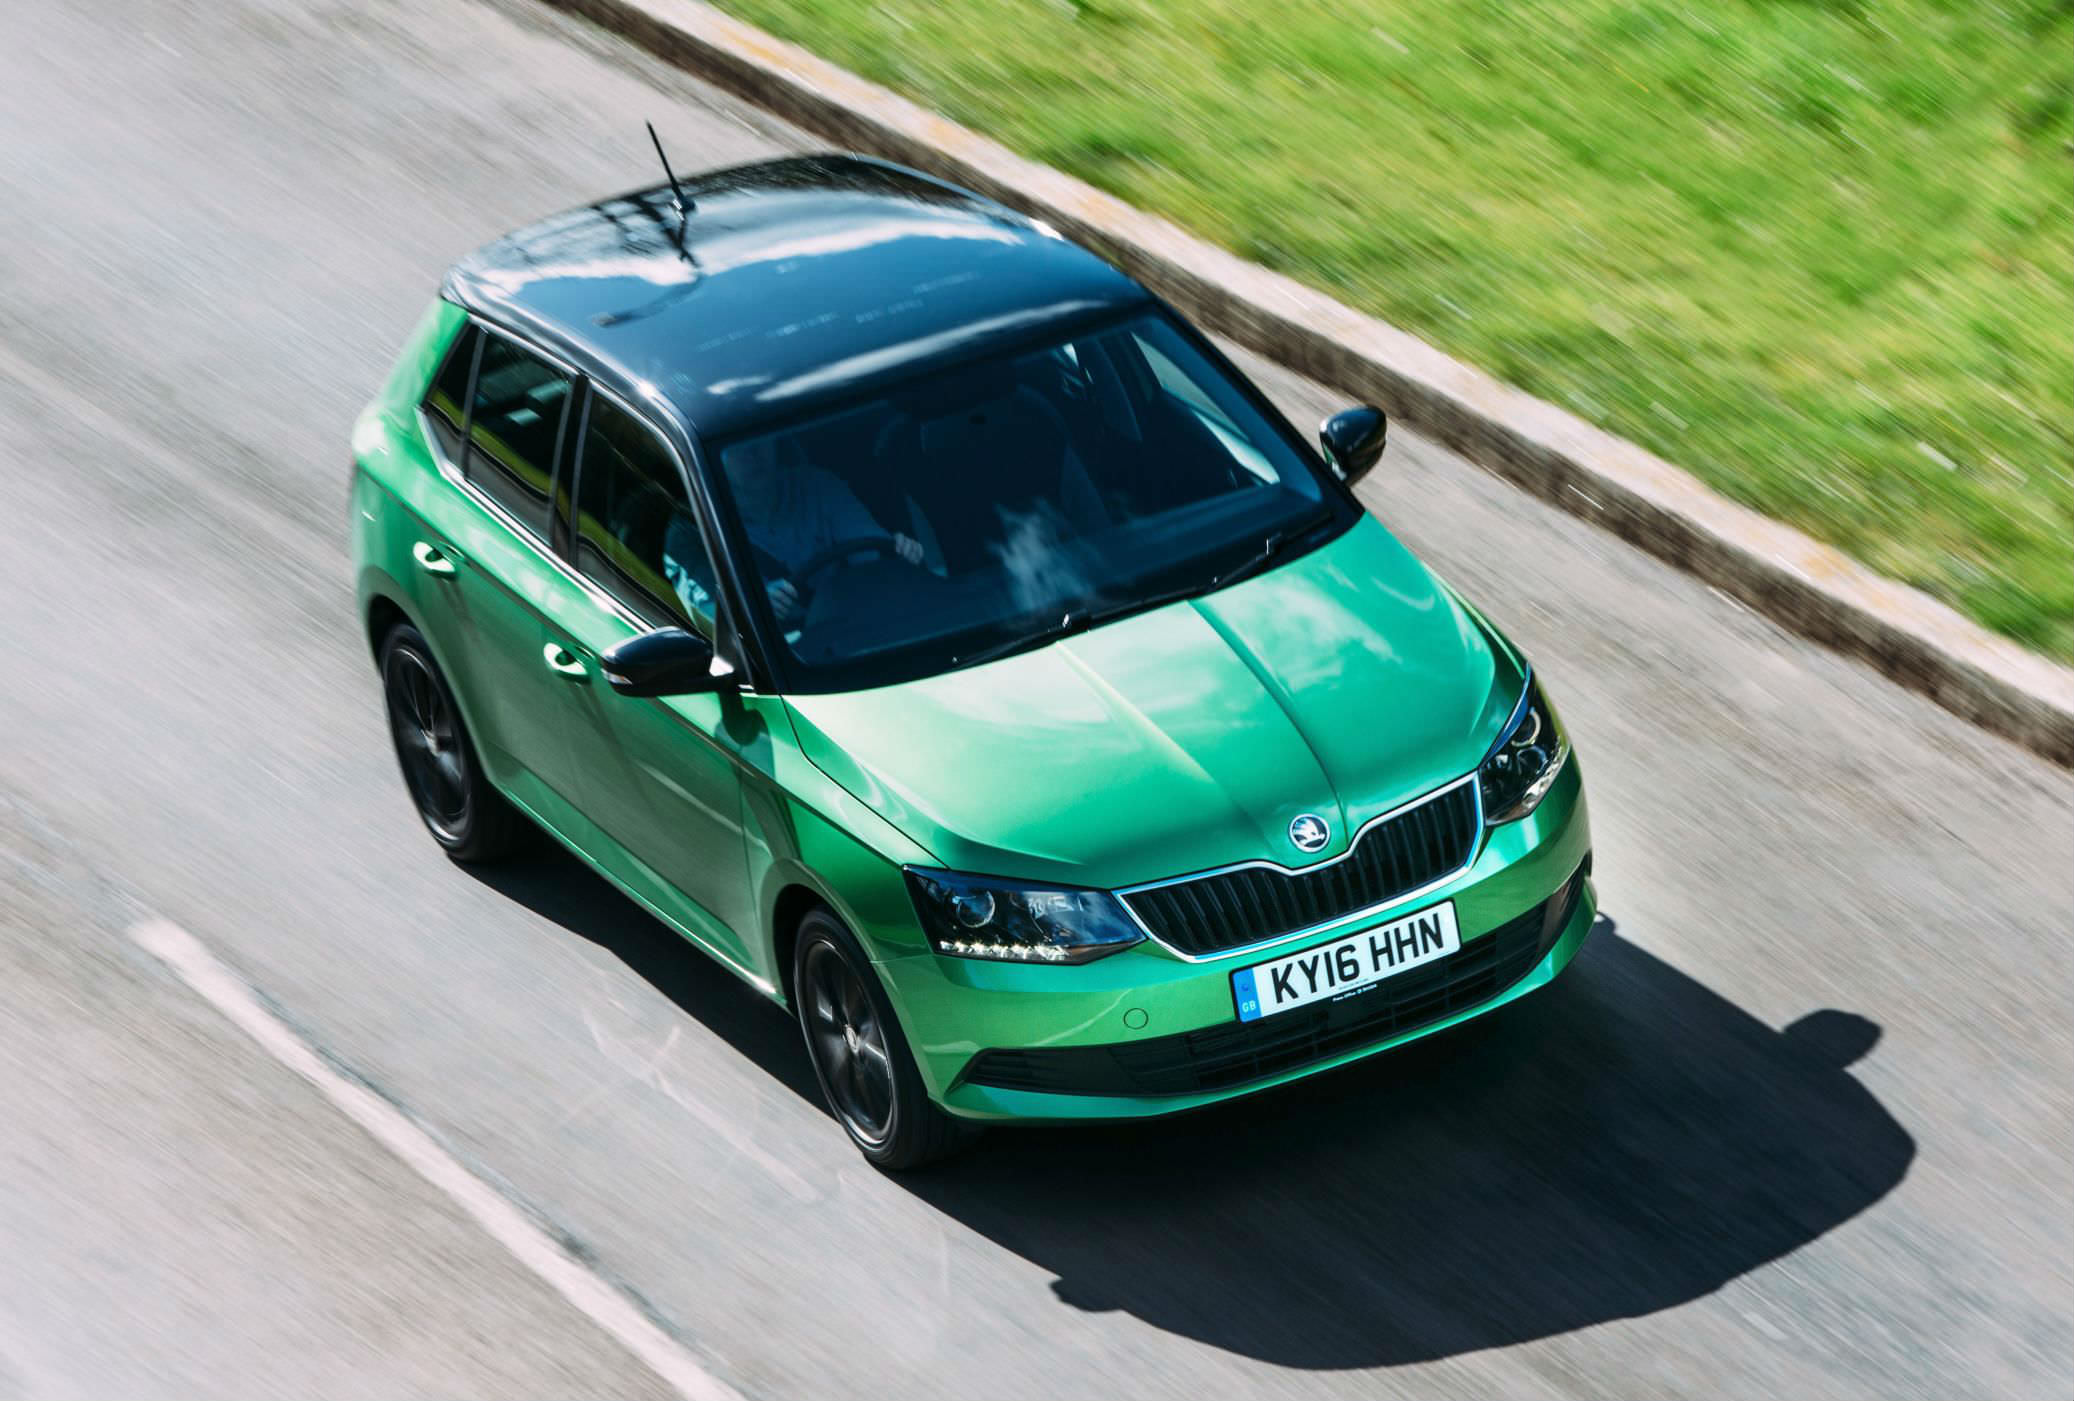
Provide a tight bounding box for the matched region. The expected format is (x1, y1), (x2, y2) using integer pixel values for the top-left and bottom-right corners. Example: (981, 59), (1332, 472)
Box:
(1121, 780), (1480, 956)
(963, 868), (1581, 1098)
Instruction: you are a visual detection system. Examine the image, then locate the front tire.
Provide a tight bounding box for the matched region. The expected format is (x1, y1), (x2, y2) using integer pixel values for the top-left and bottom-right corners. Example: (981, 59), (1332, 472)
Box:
(378, 622), (518, 864)
(793, 909), (971, 1169)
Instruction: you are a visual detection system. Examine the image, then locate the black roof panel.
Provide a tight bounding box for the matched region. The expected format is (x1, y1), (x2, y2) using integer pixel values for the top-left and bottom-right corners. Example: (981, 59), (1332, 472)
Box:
(446, 155), (1151, 436)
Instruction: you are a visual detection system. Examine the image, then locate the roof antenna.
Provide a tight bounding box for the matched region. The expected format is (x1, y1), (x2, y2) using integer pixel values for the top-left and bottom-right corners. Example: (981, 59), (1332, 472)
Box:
(592, 125), (701, 327)
(646, 121), (694, 242)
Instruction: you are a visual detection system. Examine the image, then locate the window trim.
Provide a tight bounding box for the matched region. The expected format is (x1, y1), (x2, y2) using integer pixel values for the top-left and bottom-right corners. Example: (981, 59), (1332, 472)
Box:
(454, 319), (578, 547)
(561, 371), (760, 685)
(550, 380), (584, 560)
(417, 320), (643, 635)
(564, 378), (723, 640)
(421, 405), (651, 641)
(418, 306), (766, 688)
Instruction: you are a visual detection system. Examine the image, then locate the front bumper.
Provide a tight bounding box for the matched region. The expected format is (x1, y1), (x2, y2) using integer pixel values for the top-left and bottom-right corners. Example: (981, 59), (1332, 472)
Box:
(873, 758), (1594, 1122)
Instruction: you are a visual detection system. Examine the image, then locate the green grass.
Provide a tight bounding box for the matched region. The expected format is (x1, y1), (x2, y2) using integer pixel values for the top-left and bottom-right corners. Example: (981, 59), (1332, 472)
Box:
(713, 0), (2074, 658)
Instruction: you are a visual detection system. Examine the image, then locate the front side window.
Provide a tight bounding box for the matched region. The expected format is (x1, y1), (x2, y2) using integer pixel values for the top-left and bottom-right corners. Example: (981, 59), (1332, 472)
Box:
(572, 393), (716, 633)
(712, 311), (1352, 692)
(465, 331), (572, 539)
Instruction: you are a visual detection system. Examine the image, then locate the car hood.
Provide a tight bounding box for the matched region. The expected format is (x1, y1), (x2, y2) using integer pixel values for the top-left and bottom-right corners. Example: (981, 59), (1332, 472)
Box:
(785, 517), (1524, 889)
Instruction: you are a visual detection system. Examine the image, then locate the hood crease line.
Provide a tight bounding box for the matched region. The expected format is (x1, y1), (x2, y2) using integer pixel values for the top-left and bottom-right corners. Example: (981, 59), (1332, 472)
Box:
(1186, 598), (1348, 843)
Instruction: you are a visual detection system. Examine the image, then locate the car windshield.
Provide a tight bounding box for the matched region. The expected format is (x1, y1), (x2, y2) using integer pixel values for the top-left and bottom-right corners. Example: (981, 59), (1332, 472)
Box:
(710, 311), (1354, 692)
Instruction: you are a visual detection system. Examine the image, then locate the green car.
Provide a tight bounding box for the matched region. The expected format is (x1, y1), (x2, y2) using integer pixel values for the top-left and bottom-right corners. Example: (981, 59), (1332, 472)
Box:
(352, 154), (1594, 1167)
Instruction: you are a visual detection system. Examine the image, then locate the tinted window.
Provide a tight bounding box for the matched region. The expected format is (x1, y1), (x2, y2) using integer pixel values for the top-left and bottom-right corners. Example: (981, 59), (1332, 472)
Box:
(712, 310), (1349, 692)
(423, 322), (479, 463)
(572, 394), (716, 632)
(466, 332), (572, 539)
(1132, 329), (1275, 482)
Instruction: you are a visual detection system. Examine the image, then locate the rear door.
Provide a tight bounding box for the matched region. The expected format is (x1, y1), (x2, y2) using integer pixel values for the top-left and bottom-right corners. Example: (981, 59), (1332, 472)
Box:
(418, 321), (591, 815)
(539, 387), (766, 973)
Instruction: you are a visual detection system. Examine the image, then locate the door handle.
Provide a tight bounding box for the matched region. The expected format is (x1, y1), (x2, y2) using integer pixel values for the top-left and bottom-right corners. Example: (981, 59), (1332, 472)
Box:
(542, 642), (588, 680)
(411, 541), (459, 577)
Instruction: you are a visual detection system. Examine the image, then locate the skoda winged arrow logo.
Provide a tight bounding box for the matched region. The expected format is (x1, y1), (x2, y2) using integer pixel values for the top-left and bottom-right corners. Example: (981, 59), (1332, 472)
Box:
(1288, 813), (1331, 854)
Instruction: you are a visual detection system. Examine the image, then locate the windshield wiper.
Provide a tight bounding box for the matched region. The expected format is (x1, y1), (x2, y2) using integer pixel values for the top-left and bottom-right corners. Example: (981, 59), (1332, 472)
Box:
(946, 510), (1339, 673)
(946, 598), (1144, 672)
(1203, 507), (1337, 593)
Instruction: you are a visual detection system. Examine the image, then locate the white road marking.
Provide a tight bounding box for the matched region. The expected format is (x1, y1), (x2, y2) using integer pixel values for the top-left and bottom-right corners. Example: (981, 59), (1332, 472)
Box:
(127, 918), (744, 1401)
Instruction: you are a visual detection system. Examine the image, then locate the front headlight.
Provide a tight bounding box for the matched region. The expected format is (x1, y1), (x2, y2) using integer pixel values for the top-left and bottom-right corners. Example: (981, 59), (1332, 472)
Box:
(1478, 676), (1569, 825)
(903, 868), (1145, 964)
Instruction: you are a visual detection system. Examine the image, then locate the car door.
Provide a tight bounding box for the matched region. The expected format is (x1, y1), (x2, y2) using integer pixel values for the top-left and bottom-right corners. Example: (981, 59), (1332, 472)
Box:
(417, 320), (592, 817)
(539, 385), (765, 974)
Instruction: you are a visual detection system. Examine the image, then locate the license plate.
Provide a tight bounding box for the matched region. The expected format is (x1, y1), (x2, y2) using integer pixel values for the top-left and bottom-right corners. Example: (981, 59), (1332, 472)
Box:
(1231, 902), (1460, 1022)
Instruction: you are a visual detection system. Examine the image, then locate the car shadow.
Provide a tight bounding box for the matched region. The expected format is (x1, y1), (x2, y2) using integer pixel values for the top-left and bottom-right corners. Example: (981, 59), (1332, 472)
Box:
(478, 849), (1915, 1369)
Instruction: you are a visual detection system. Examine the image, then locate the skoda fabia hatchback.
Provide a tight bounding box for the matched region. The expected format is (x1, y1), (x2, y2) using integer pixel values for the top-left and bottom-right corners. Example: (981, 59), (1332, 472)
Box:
(352, 154), (1595, 1167)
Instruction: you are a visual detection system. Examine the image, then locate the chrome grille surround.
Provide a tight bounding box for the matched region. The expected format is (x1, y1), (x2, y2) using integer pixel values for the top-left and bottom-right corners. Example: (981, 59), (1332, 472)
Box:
(1117, 773), (1484, 961)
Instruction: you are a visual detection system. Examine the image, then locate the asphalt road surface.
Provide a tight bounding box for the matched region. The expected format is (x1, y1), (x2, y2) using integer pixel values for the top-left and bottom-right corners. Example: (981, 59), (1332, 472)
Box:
(2, 1), (2069, 1397)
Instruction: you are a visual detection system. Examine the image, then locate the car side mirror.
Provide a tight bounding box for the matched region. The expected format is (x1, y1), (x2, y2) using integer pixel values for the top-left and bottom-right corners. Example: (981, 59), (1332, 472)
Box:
(600, 627), (735, 697)
(1319, 406), (1387, 486)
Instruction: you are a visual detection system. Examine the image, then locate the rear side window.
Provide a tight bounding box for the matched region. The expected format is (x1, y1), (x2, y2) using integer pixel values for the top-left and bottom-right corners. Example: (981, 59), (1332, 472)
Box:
(423, 322), (479, 463)
(572, 394), (716, 633)
(465, 332), (573, 540)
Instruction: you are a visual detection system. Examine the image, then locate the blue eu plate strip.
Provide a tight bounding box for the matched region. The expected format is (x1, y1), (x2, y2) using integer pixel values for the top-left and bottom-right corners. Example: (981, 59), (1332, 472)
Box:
(1231, 966), (1262, 1023)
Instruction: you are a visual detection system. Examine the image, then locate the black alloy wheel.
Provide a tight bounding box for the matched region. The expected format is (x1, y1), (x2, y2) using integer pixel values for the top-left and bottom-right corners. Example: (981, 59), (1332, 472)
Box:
(378, 623), (517, 863)
(802, 936), (896, 1142)
(792, 909), (971, 1169)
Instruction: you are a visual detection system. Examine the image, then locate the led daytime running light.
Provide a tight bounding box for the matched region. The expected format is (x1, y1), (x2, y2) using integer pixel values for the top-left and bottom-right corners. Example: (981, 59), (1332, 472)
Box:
(936, 939), (1070, 962)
